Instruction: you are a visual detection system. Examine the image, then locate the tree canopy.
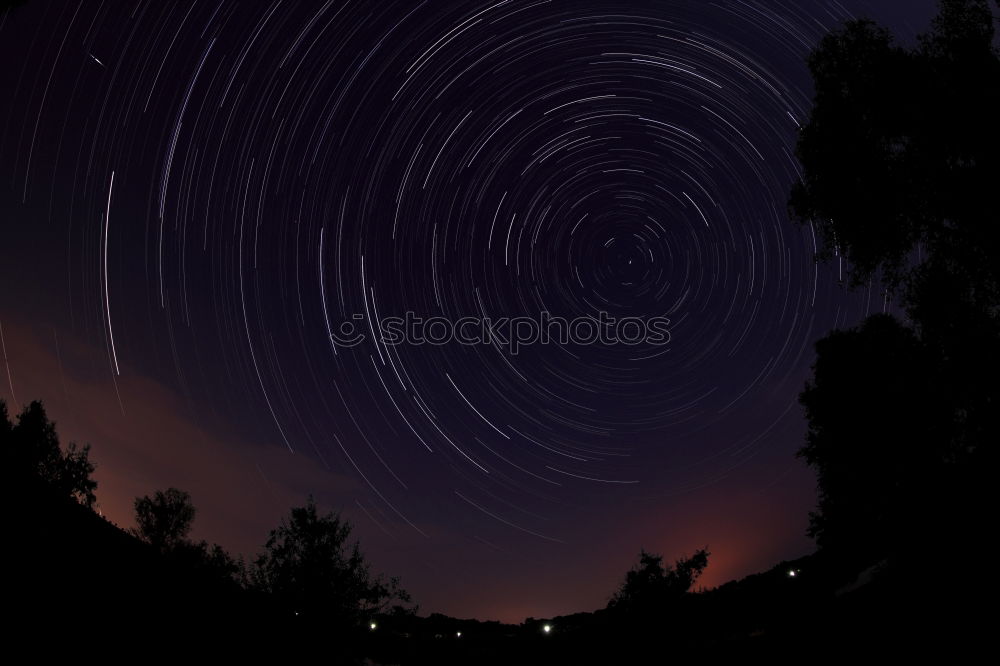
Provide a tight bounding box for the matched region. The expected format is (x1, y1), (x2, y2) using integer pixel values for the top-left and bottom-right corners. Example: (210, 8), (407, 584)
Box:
(250, 497), (411, 629)
(131, 487), (239, 583)
(791, 0), (1000, 299)
(791, 0), (998, 573)
(2, 399), (97, 507)
(797, 315), (954, 566)
(607, 548), (709, 616)
(132, 487), (197, 552)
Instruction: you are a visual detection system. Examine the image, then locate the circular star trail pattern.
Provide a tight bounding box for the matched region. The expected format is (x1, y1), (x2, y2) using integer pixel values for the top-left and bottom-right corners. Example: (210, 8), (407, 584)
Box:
(0, 0), (936, 615)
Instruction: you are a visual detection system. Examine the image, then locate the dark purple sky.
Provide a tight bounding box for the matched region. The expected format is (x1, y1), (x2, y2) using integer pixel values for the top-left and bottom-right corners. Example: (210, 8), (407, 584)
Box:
(0, 0), (936, 622)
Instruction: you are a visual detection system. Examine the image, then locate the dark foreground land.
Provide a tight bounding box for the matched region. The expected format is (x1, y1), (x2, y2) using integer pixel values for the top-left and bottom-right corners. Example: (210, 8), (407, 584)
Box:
(10, 487), (983, 663)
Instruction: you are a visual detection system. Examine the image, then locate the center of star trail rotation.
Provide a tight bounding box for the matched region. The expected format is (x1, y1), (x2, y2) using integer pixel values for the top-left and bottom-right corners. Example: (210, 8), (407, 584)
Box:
(0, 0), (937, 621)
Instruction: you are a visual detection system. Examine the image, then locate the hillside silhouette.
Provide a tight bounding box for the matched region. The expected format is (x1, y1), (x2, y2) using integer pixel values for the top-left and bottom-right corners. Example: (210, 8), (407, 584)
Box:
(5, 393), (982, 661)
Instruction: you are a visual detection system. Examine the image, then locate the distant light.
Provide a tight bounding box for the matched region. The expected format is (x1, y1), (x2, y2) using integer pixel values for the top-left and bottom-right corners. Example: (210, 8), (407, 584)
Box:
(370, 622), (377, 630)
(542, 624), (552, 634)
(456, 631), (462, 638)
(788, 569), (797, 577)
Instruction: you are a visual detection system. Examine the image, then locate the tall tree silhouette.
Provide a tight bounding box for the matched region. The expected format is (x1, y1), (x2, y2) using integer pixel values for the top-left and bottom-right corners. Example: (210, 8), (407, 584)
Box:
(250, 497), (410, 630)
(791, 0), (998, 578)
(2, 399), (97, 507)
(791, 0), (1000, 296)
(797, 315), (953, 568)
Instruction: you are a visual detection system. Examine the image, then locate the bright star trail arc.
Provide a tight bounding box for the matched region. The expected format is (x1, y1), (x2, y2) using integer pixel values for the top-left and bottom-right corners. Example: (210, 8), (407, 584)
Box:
(0, 0), (936, 621)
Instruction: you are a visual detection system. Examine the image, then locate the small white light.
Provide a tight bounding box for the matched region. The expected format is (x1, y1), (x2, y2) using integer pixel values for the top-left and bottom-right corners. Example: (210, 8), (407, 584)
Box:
(788, 569), (797, 577)
(456, 631), (462, 638)
(370, 622), (377, 630)
(543, 624), (552, 634)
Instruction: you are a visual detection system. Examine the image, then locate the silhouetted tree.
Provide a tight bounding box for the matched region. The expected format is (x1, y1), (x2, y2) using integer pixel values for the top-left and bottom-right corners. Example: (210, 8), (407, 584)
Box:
(791, 0), (1000, 297)
(132, 487), (196, 552)
(2, 399), (97, 507)
(607, 548), (709, 616)
(798, 315), (954, 567)
(250, 497), (410, 630)
(131, 486), (240, 584)
(790, 0), (998, 580)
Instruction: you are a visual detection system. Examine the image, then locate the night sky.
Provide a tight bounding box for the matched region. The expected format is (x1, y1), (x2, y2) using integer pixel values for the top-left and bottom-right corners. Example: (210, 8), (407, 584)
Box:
(1, 0), (936, 622)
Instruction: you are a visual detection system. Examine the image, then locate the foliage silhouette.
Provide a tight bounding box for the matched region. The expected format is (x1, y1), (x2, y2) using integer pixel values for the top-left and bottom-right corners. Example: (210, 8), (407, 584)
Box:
(4, 399), (256, 648)
(250, 497), (411, 630)
(797, 315), (952, 568)
(791, 0), (1000, 298)
(607, 548), (709, 619)
(2, 399), (97, 507)
(131, 486), (240, 582)
(790, 0), (997, 612)
(132, 487), (197, 552)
